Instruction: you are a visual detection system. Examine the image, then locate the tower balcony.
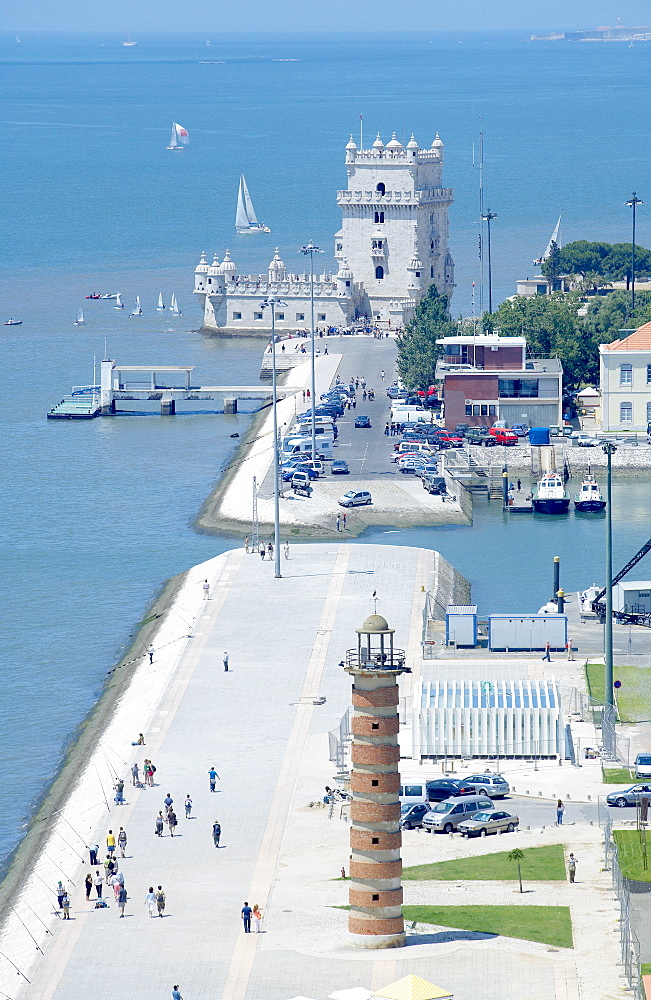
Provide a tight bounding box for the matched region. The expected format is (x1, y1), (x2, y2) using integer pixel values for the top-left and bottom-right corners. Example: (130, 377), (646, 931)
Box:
(346, 648), (406, 671)
(371, 246), (386, 259)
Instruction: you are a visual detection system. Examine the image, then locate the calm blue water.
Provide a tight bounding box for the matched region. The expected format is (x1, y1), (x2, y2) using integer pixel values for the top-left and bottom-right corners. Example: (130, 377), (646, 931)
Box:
(1, 31), (649, 867)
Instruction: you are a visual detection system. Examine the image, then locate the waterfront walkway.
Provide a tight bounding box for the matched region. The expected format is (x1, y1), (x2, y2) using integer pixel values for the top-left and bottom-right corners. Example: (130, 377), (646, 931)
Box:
(6, 545), (627, 1000)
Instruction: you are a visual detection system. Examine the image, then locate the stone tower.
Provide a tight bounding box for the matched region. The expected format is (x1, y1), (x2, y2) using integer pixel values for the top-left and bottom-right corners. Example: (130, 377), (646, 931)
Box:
(344, 614), (409, 948)
(335, 131), (454, 326)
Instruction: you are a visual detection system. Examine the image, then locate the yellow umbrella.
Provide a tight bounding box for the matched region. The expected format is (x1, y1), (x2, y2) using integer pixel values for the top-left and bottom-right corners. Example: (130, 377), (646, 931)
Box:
(372, 976), (453, 1000)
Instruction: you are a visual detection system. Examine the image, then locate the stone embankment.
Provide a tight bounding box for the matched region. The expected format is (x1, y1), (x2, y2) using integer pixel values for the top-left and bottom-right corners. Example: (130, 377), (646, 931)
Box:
(449, 443), (651, 471)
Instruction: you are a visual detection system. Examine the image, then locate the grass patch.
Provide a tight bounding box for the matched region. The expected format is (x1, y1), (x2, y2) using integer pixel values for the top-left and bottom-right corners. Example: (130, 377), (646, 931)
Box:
(403, 844), (566, 881)
(402, 905), (573, 948)
(586, 662), (651, 723)
(613, 830), (651, 882)
(642, 963), (651, 976)
(603, 767), (634, 784)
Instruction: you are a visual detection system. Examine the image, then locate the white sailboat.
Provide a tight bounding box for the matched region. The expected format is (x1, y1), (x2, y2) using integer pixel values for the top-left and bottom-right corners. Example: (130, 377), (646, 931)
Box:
(129, 295), (142, 316)
(235, 174), (270, 233)
(157, 292), (165, 311)
(170, 294), (182, 316)
(167, 123), (189, 150)
(114, 293), (124, 309)
(122, 30), (137, 47)
(75, 308), (85, 326)
(533, 213), (562, 265)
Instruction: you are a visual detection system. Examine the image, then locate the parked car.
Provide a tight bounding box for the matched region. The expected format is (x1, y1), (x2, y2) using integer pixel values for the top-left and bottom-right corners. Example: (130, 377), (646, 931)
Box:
(488, 428), (519, 446)
(511, 423), (530, 437)
(330, 460), (350, 475)
(423, 476), (448, 495)
(398, 457), (427, 474)
(298, 460), (325, 476)
(458, 809), (519, 838)
(576, 433), (601, 447)
(466, 428), (497, 446)
(606, 783), (651, 807)
(634, 754), (651, 778)
(422, 795), (494, 833)
(463, 773), (510, 798)
(400, 803), (431, 830)
(454, 423), (470, 437)
(338, 490), (372, 508)
(283, 464), (319, 482)
(416, 463), (439, 480)
(354, 415), (372, 428)
(434, 431), (463, 449)
(548, 425), (561, 437)
(425, 779), (476, 802)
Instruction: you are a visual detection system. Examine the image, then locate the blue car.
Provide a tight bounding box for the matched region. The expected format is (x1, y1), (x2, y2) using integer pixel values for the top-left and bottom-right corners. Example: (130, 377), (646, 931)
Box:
(282, 464), (318, 482)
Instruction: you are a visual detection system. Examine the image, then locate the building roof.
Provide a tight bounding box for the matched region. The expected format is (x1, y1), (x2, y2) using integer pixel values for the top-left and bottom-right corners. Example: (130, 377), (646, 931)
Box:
(436, 335), (526, 346)
(601, 321), (651, 351)
(373, 976), (452, 1000)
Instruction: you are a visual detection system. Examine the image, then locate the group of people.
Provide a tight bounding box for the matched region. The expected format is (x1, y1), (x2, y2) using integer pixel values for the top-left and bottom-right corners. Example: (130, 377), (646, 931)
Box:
(240, 901), (263, 932)
(245, 539), (290, 560)
(384, 422), (407, 436)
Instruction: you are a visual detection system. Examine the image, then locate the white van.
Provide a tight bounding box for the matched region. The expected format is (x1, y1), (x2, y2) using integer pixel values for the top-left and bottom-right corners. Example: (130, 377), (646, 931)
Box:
(282, 436), (333, 460)
(399, 781), (429, 805)
(296, 416), (335, 430)
(294, 426), (336, 442)
(635, 753), (651, 778)
(391, 405), (428, 424)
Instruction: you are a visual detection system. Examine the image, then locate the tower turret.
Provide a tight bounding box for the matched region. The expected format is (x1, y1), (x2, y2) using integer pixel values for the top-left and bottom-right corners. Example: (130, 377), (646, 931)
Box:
(218, 250), (237, 281)
(345, 135), (358, 163)
(268, 248), (286, 283)
(194, 251), (209, 293)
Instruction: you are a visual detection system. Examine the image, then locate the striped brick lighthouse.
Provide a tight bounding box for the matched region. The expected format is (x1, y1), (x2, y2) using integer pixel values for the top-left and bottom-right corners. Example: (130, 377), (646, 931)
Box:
(344, 613), (409, 948)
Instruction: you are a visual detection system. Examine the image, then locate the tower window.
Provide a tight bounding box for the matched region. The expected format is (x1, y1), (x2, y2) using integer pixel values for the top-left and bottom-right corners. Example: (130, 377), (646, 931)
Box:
(431, 266), (434, 278)
(372, 894), (380, 901)
(371, 722), (379, 730)
(371, 779), (379, 785)
(318, 313), (326, 321)
(374, 211), (385, 224)
(295, 313), (305, 321)
(376, 182), (385, 196)
(375, 265), (384, 280)
(232, 312), (242, 320)
(371, 837), (379, 844)
(415, 271), (420, 278)
(254, 312), (263, 320)
(336, 243), (343, 252)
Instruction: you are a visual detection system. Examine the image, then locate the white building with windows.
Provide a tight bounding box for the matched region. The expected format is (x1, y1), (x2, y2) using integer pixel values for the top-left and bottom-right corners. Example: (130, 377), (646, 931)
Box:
(599, 322), (651, 431)
(194, 130), (454, 336)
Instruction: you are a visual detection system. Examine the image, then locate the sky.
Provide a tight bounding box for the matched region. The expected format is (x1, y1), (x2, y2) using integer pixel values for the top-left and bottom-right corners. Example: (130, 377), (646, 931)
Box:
(2, 0), (651, 34)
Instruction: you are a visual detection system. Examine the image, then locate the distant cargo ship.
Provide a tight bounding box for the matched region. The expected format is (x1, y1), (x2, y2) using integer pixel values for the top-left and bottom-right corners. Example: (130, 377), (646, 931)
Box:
(531, 24), (651, 42)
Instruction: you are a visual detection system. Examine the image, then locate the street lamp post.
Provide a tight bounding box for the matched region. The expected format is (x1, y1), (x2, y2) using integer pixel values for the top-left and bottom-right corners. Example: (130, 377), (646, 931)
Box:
(261, 296), (285, 580)
(626, 193), (643, 316)
(299, 241), (324, 461)
(603, 440), (617, 754)
(481, 210), (497, 313)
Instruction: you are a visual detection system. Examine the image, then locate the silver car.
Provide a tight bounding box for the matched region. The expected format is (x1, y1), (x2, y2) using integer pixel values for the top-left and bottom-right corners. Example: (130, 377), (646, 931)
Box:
(457, 810), (519, 838)
(464, 773), (510, 798)
(422, 795), (493, 834)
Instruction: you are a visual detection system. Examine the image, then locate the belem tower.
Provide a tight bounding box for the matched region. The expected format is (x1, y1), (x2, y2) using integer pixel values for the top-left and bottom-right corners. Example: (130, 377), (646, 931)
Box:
(193, 130), (454, 337)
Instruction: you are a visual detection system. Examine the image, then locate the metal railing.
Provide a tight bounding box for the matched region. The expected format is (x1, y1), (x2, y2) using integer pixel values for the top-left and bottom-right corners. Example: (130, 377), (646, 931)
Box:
(328, 708), (351, 772)
(600, 804), (643, 999)
(345, 648), (406, 670)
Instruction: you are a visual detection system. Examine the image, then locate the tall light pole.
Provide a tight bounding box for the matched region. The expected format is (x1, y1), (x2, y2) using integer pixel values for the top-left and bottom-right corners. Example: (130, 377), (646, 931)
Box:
(481, 209), (497, 313)
(299, 241), (324, 461)
(626, 193), (643, 316)
(261, 296), (285, 580)
(603, 440), (617, 755)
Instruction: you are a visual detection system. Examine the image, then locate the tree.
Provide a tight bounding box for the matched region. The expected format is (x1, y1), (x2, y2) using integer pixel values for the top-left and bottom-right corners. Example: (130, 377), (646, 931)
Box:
(396, 285), (457, 389)
(582, 290), (651, 344)
(601, 243), (651, 284)
(553, 240), (651, 283)
(555, 241), (612, 277)
(508, 848), (524, 893)
(542, 240), (562, 282)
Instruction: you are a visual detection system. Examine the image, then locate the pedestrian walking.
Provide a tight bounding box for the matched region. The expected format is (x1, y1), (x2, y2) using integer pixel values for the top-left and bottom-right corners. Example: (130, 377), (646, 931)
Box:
(223, 651), (229, 672)
(89, 844), (99, 866)
(184, 795), (192, 819)
(381, 370), (385, 380)
(245, 536), (249, 553)
(202, 579), (210, 600)
(267, 542), (273, 560)
(106, 830), (116, 856)
(336, 514), (341, 532)
(556, 799), (565, 825)
(302, 390), (306, 402)
(284, 541), (290, 559)
(145, 886), (157, 917)
(156, 886), (166, 917)
(542, 641), (551, 661)
(94, 870), (103, 899)
(517, 479), (521, 491)
(118, 885), (127, 917)
(112, 872), (122, 900)
(155, 812), (164, 837)
(213, 820), (221, 847)
(384, 423), (390, 436)
(56, 881), (66, 909)
(114, 779), (125, 805)
(342, 512), (347, 529)
(241, 901), (252, 933)
(253, 903), (263, 932)
(147, 643), (155, 664)
(85, 872), (93, 900)
(259, 543), (265, 561)
(167, 810), (178, 836)
(164, 793), (174, 813)
(61, 892), (71, 920)
(118, 827), (127, 857)
(568, 853), (578, 882)
(104, 856), (115, 883)
(209, 767), (219, 792)
(566, 637), (574, 660)
(131, 763), (140, 786)
(172, 987), (183, 1000)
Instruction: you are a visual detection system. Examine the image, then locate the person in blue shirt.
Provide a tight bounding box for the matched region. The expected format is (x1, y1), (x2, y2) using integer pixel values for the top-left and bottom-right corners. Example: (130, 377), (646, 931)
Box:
(172, 987), (183, 1000)
(241, 901), (252, 932)
(208, 767), (219, 792)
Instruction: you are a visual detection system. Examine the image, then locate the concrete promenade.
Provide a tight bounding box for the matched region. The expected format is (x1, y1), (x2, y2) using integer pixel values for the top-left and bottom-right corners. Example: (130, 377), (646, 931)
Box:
(3, 544), (629, 1000)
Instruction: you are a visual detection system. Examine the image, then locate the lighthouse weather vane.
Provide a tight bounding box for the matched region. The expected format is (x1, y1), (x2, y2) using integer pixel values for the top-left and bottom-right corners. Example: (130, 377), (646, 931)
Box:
(372, 590), (378, 614)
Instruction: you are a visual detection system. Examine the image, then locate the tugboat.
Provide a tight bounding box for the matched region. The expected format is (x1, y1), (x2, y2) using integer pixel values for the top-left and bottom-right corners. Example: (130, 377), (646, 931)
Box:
(532, 472), (570, 514)
(574, 477), (606, 512)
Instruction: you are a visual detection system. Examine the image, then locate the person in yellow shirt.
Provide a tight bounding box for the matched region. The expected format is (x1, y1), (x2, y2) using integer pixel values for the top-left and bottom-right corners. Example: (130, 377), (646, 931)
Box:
(106, 830), (116, 857)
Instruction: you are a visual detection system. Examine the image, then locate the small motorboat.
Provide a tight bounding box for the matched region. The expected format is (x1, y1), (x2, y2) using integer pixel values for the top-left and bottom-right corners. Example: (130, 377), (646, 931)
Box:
(532, 472), (570, 514)
(3, 318), (22, 326)
(86, 293), (102, 299)
(101, 292), (121, 300)
(574, 477), (606, 512)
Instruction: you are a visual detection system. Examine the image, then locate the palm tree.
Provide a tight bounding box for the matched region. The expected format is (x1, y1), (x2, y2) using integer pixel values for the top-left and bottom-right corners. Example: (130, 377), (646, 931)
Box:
(508, 848), (524, 893)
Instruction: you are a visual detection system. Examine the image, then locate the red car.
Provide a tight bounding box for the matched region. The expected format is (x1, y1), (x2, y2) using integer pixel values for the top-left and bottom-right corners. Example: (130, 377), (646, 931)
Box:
(434, 431), (463, 449)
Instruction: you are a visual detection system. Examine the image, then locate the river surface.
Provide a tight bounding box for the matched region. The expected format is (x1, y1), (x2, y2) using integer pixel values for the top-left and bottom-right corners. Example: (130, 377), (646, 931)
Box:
(1, 30), (650, 868)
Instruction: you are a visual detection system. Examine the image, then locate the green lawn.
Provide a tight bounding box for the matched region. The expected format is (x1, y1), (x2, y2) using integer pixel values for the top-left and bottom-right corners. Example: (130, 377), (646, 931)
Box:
(613, 830), (651, 882)
(603, 767), (634, 784)
(403, 844), (566, 881)
(402, 905), (573, 948)
(586, 662), (651, 723)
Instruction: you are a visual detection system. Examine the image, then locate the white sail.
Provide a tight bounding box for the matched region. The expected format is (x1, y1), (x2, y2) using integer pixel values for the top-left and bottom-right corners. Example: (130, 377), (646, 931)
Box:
(241, 175), (258, 225)
(114, 293), (123, 309)
(75, 308), (84, 325)
(543, 213), (562, 259)
(167, 125), (178, 149)
(174, 123), (189, 146)
(130, 295), (142, 316)
(235, 176), (249, 229)
(157, 293), (165, 310)
(171, 294), (181, 315)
